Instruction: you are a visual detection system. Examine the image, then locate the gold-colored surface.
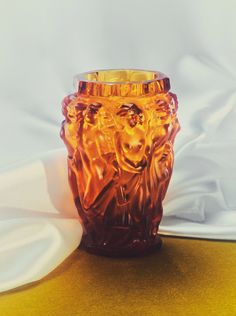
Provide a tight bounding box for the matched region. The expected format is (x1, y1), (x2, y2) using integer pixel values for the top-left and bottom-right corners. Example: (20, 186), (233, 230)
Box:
(1, 237), (236, 316)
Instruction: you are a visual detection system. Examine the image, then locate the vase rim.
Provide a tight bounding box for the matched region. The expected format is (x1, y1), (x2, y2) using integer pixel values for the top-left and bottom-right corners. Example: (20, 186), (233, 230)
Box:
(74, 68), (170, 97)
(75, 68), (168, 85)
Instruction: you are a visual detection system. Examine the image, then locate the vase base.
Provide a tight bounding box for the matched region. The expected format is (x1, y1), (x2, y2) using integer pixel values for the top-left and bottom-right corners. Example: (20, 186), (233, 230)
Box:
(79, 235), (162, 258)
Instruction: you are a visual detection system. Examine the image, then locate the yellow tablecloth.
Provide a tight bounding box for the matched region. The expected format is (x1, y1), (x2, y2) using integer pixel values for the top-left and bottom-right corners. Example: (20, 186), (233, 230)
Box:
(0, 237), (236, 316)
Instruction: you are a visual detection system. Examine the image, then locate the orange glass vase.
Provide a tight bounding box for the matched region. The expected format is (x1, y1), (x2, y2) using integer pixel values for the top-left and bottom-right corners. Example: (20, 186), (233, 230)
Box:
(61, 69), (180, 257)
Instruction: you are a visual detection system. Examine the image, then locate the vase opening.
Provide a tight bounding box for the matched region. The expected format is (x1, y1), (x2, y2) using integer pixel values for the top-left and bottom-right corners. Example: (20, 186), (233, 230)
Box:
(79, 69), (161, 83)
(74, 69), (170, 97)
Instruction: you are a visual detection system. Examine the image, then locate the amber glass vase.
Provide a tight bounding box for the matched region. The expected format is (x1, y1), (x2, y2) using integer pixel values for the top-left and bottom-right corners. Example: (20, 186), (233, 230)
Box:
(61, 69), (180, 257)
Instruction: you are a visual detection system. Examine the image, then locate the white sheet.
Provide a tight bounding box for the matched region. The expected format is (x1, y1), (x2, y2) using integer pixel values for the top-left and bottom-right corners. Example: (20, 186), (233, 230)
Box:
(0, 0), (235, 292)
(0, 150), (82, 292)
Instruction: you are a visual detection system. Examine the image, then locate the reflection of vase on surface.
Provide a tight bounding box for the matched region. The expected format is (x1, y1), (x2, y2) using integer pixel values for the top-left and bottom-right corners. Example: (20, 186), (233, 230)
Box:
(61, 69), (180, 257)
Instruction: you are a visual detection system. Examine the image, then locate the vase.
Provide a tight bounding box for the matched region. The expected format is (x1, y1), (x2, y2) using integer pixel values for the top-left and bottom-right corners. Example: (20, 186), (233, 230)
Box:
(61, 69), (180, 257)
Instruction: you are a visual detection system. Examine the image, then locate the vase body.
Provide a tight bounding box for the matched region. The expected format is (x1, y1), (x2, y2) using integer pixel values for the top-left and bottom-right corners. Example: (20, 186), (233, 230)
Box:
(61, 69), (180, 257)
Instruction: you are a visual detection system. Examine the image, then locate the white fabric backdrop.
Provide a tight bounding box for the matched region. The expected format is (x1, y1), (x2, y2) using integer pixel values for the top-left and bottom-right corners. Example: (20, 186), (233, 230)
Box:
(0, 0), (236, 292)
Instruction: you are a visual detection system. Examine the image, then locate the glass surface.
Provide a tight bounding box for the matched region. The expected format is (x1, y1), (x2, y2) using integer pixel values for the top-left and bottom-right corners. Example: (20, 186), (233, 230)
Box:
(61, 69), (180, 257)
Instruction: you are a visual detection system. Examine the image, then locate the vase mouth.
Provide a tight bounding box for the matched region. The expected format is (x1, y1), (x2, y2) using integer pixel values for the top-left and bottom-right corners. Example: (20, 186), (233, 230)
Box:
(74, 69), (170, 97)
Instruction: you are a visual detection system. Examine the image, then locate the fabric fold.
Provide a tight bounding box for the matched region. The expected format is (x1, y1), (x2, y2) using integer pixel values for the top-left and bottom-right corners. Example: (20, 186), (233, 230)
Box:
(0, 150), (82, 293)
